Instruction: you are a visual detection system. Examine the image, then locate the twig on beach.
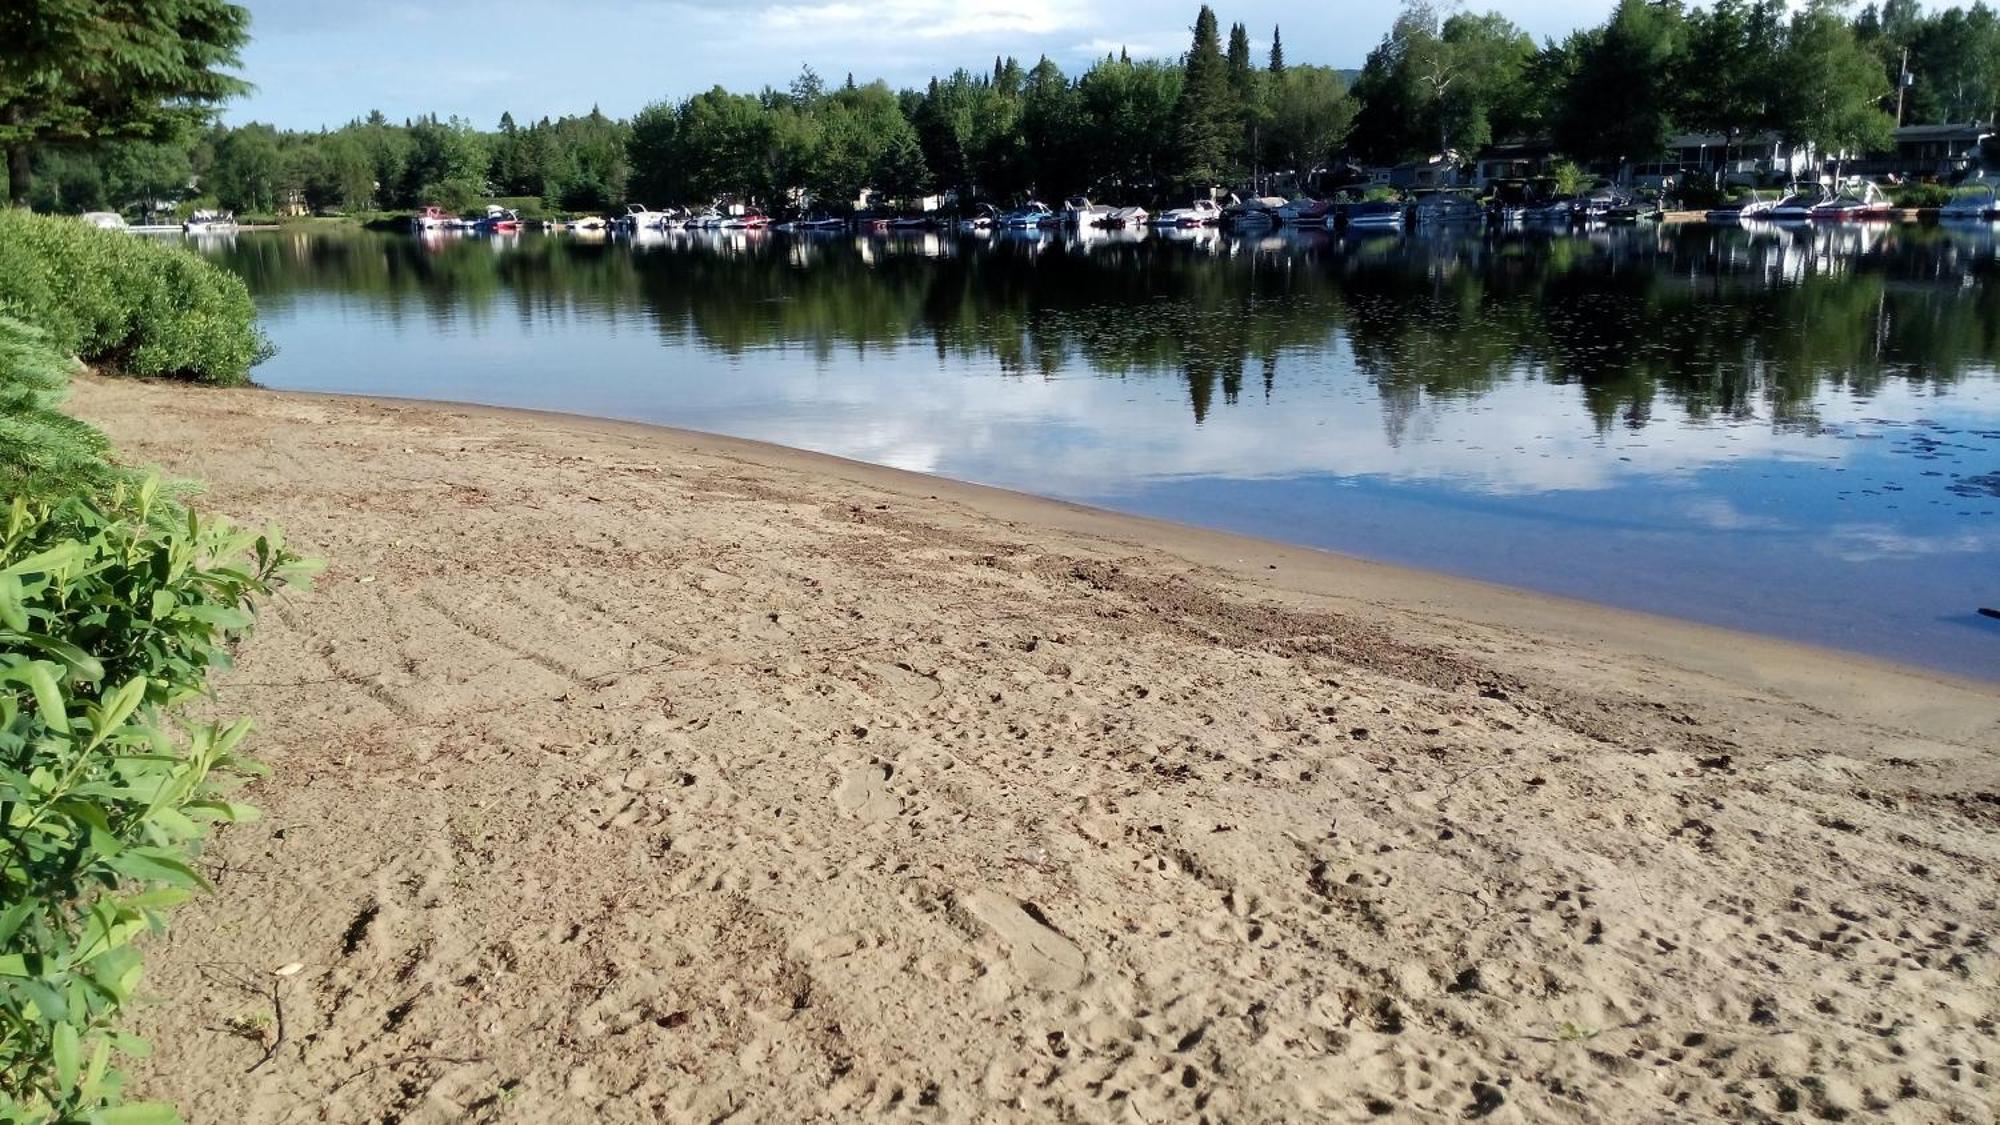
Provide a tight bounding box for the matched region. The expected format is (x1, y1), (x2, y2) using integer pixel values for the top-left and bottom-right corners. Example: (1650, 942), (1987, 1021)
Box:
(329, 1054), (489, 1093)
(246, 976), (287, 1073)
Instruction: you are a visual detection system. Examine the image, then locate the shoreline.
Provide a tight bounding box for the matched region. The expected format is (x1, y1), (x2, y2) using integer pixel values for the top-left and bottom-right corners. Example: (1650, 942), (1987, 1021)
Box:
(303, 387), (2000, 727)
(67, 376), (2000, 1122)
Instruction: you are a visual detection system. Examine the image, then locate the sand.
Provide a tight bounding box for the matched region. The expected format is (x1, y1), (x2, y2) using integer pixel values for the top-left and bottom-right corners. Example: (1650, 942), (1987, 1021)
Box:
(70, 375), (2000, 1124)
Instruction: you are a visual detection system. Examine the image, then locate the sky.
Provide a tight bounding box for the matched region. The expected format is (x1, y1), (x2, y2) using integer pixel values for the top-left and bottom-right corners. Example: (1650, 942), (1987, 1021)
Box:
(225, 0), (1618, 130)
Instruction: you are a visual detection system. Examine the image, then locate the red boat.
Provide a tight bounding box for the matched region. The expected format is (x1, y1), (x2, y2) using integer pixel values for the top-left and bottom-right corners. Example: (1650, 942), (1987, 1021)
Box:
(475, 205), (522, 233)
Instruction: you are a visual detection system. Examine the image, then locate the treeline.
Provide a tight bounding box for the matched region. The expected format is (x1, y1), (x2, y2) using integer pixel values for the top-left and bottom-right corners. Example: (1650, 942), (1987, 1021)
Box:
(22, 0), (2000, 218)
(1350, 0), (1999, 166)
(26, 108), (631, 216)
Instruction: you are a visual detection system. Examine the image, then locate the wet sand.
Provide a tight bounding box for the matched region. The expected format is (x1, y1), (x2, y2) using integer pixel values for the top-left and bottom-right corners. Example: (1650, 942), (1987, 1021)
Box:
(73, 376), (2000, 1123)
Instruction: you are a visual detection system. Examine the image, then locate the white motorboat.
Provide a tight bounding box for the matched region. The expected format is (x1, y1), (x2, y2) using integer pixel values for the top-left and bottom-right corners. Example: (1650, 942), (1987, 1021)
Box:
(1809, 180), (1893, 222)
(1002, 201), (1059, 229)
(956, 203), (1001, 231)
(617, 203), (666, 230)
(1706, 189), (1777, 223)
(1151, 199), (1221, 227)
(1060, 196), (1112, 226)
(1768, 181), (1832, 222)
(184, 209), (239, 234)
(408, 205), (452, 231)
(1342, 199), (1406, 231)
(1940, 178), (1999, 221)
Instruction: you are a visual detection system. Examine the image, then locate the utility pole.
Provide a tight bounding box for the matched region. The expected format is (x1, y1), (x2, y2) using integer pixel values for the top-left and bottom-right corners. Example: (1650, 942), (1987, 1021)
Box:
(1895, 47), (1911, 127)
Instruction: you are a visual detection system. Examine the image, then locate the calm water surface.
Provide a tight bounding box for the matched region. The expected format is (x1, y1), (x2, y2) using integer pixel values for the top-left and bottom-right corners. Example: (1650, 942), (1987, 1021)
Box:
(189, 225), (2000, 679)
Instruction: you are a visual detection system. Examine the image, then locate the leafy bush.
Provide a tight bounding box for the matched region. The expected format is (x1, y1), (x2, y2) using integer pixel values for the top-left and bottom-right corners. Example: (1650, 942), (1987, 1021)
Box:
(1892, 182), (1952, 209)
(0, 484), (312, 1121)
(0, 211), (267, 386)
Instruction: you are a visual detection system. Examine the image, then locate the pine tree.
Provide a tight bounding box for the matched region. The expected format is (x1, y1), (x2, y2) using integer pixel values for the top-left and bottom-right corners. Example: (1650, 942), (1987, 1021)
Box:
(1173, 4), (1238, 193)
(1269, 25), (1286, 73)
(1228, 23), (1253, 81)
(0, 0), (252, 205)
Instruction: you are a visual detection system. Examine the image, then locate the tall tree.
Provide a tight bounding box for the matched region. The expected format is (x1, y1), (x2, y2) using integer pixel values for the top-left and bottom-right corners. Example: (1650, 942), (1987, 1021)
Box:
(0, 0), (251, 206)
(1266, 66), (1357, 181)
(1173, 5), (1238, 193)
(1773, 0), (1893, 162)
(1269, 25), (1286, 73)
(1554, 0), (1686, 164)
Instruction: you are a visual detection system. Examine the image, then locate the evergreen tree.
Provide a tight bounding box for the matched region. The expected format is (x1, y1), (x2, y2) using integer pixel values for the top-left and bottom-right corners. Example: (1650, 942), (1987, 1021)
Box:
(1227, 23), (1254, 83)
(0, 0), (252, 205)
(1270, 25), (1286, 73)
(1173, 5), (1238, 193)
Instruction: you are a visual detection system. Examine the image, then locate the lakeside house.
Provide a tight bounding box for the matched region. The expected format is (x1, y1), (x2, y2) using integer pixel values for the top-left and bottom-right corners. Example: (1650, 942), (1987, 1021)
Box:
(1472, 141), (1561, 188)
(1846, 122), (1995, 179)
(1366, 151), (1468, 189)
(1627, 132), (1819, 188)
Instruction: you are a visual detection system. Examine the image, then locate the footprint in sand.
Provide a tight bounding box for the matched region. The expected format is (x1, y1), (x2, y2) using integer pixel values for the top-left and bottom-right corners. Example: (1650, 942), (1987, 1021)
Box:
(962, 890), (1087, 990)
(834, 763), (900, 822)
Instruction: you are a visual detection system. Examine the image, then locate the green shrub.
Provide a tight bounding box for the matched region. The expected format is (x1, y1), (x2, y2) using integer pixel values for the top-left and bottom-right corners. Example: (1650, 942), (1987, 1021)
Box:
(0, 211), (267, 386)
(1891, 182), (1951, 209)
(0, 483), (312, 1121)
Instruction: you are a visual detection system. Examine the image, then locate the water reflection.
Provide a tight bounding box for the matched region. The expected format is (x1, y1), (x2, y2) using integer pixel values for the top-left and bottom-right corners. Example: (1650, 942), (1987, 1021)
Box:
(194, 225), (2000, 677)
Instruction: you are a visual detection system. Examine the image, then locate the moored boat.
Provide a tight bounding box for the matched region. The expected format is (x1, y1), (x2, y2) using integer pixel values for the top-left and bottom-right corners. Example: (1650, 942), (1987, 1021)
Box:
(1061, 197), (1111, 226)
(617, 203), (666, 230)
(721, 208), (771, 229)
(1221, 195), (1285, 230)
(183, 209), (238, 234)
(1706, 189), (1777, 224)
(1768, 181), (1832, 222)
(956, 203), (1001, 231)
(475, 206), (522, 233)
(1275, 196), (1333, 226)
(1940, 178), (2000, 221)
(1102, 205), (1149, 228)
(1409, 188), (1483, 227)
(1809, 180), (1892, 222)
(1002, 201), (1059, 229)
(1341, 198), (1406, 231)
(1150, 199), (1221, 227)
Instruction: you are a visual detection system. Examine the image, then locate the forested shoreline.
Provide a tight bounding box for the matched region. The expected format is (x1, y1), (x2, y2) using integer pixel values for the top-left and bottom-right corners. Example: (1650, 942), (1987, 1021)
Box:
(17, 0), (2000, 219)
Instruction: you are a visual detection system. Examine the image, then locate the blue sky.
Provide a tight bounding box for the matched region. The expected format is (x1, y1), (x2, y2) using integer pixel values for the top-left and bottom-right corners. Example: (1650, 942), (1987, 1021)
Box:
(227, 0), (1618, 129)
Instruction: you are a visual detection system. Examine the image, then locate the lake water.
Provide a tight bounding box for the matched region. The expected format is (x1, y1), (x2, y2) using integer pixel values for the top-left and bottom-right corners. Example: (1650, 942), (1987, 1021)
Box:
(187, 224), (2000, 680)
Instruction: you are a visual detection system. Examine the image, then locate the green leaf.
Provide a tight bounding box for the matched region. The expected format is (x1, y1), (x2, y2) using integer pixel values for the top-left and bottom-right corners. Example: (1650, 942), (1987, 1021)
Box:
(0, 573), (25, 632)
(53, 1022), (80, 1093)
(19, 976), (70, 1021)
(107, 849), (205, 889)
(3, 661), (69, 730)
(1, 540), (84, 578)
(94, 1104), (184, 1125)
(172, 604), (252, 630)
(15, 633), (107, 682)
(88, 677), (148, 750)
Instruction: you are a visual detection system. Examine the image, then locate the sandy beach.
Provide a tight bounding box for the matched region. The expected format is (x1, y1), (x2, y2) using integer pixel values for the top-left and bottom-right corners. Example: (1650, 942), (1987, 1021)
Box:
(71, 375), (1999, 1123)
